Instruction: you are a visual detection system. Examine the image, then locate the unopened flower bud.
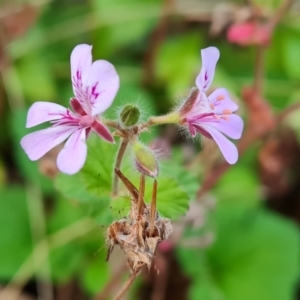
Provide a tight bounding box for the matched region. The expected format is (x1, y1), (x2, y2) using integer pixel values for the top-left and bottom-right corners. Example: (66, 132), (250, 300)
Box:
(120, 104), (140, 127)
(132, 140), (158, 178)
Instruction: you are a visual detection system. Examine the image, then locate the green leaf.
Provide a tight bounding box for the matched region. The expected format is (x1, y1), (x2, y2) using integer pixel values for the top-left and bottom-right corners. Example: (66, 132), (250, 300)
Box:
(50, 245), (84, 283)
(81, 133), (118, 197)
(0, 187), (33, 279)
(282, 28), (300, 80)
(211, 204), (300, 300)
(155, 32), (203, 97)
(111, 176), (190, 220)
(47, 196), (86, 282)
(55, 172), (113, 225)
(81, 135), (192, 219)
(78, 244), (110, 295)
(146, 177), (189, 219)
(47, 196), (109, 283)
(91, 0), (160, 56)
(213, 166), (261, 208)
(177, 203), (300, 300)
(161, 157), (198, 199)
(17, 54), (57, 102)
(55, 172), (103, 203)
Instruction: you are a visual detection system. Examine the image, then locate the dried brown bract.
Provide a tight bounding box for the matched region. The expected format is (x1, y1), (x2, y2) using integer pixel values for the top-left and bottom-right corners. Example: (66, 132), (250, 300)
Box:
(107, 169), (173, 274)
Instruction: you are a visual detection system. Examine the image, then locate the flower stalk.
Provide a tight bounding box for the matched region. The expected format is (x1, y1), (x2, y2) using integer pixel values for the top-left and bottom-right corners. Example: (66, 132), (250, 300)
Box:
(148, 111), (180, 126)
(113, 138), (129, 196)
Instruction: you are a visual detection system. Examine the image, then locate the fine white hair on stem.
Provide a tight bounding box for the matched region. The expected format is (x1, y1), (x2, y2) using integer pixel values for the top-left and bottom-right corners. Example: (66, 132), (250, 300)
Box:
(172, 87), (195, 112)
(177, 124), (195, 142)
(110, 96), (151, 125)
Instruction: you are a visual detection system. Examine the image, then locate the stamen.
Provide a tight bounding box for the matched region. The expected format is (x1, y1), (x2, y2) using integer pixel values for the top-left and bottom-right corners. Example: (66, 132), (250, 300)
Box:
(210, 103), (215, 110)
(223, 109), (232, 115)
(221, 115), (229, 121)
(213, 115), (221, 120)
(217, 95), (225, 101)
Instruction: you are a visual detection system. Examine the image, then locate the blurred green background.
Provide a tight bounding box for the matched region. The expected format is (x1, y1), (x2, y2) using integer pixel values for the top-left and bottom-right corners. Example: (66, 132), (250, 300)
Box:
(0, 0), (300, 299)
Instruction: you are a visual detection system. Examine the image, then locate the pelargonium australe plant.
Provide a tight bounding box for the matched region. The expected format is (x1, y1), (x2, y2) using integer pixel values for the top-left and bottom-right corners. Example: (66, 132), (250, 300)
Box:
(20, 44), (243, 299)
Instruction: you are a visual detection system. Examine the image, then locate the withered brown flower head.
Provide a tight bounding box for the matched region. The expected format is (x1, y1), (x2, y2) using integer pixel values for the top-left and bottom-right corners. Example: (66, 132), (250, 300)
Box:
(106, 169), (173, 274)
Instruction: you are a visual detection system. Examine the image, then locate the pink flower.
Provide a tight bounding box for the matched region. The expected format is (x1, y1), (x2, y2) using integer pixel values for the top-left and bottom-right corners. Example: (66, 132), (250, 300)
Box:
(180, 47), (243, 164)
(20, 44), (119, 174)
(227, 22), (270, 46)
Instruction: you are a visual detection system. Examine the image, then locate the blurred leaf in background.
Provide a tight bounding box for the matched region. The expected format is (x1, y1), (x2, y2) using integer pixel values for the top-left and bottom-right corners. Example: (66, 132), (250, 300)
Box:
(178, 203), (300, 300)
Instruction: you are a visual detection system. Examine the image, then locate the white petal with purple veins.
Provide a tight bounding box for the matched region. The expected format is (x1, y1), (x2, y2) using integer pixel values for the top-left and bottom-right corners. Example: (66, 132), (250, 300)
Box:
(20, 126), (77, 161)
(201, 124), (238, 164)
(71, 44), (93, 114)
(26, 102), (67, 128)
(198, 114), (244, 139)
(57, 129), (87, 174)
(86, 60), (120, 116)
(208, 88), (238, 114)
(196, 47), (220, 92)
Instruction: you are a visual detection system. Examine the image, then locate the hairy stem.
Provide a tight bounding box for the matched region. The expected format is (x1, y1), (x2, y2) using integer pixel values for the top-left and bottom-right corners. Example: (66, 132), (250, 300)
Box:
(148, 111), (180, 126)
(114, 272), (138, 300)
(113, 139), (129, 195)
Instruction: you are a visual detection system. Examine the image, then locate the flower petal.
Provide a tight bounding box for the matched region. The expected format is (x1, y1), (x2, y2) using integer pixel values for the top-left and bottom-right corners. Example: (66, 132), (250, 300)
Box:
(56, 129), (87, 174)
(26, 102), (67, 128)
(198, 114), (244, 139)
(20, 126), (77, 161)
(183, 92), (213, 120)
(201, 124), (239, 164)
(208, 88), (238, 114)
(92, 120), (114, 143)
(85, 60), (120, 116)
(70, 44), (93, 114)
(195, 92), (212, 114)
(196, 47), (220, 92)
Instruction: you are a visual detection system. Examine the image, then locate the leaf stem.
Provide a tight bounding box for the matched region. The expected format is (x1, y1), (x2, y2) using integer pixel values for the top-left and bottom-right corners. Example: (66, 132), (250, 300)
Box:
(268, 0), (294, 32)
(137, 174), (145, 218)
(149, 180), (157, 237)
(253, 46), (265, 95)
(113, 138), (129, 195)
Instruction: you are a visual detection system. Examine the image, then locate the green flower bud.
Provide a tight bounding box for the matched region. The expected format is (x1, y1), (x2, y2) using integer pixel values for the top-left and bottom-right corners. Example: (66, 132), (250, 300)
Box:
(132, 140), (158, 178)
(120, 104), (140, 127)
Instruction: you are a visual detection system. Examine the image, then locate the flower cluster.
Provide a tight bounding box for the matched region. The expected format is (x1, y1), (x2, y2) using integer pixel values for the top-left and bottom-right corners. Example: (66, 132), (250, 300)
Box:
(21, 44), (243, 176)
